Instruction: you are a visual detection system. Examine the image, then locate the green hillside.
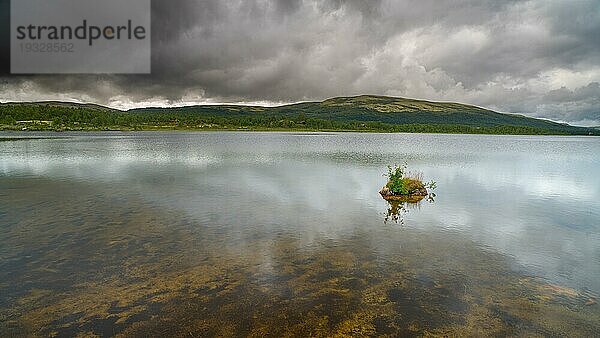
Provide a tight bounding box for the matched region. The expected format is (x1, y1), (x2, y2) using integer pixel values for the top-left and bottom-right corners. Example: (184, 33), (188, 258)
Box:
(1, 95), (598, 135)
(270, 96), (578, 130)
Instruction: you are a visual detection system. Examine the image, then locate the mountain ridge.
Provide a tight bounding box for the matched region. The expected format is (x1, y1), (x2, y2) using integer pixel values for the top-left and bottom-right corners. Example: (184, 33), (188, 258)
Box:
(1, 95), (598, 135)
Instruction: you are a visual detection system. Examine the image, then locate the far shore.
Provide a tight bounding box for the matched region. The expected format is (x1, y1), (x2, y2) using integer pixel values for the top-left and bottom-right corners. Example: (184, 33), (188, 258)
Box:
(1, 128), (598, 137)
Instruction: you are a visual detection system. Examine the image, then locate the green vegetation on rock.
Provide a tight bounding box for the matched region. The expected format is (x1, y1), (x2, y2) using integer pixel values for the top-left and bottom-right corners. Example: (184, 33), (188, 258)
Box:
(380, 164), (436, 199)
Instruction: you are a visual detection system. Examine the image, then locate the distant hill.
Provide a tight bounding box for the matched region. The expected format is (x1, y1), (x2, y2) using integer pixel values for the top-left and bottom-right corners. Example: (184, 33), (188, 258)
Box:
(1, 95), (598, 135)
(6, 101), (118, 112)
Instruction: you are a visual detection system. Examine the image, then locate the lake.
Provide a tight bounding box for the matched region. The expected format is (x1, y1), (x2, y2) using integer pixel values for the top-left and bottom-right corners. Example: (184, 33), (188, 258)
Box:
(1, 131), (599, 336)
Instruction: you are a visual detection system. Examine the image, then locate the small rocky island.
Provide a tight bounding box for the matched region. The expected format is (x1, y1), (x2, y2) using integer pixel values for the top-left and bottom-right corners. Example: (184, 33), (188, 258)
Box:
(379, 164), (436, 202)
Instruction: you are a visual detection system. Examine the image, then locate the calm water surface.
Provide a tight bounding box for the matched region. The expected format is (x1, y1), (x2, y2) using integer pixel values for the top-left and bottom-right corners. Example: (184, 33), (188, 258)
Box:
(1, 132), (599, 336)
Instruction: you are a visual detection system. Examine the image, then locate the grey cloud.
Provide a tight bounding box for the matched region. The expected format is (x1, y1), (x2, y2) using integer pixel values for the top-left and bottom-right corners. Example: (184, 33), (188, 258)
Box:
(1, 0), (599, 125)
(536, 82), (600, 123)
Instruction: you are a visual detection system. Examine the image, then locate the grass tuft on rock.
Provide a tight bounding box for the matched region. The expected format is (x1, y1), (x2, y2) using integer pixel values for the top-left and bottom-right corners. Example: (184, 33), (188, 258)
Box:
(380, 164), (436, 199)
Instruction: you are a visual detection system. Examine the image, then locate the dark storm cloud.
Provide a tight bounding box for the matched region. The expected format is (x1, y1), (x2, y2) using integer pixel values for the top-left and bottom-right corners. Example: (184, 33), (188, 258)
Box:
(1, 0), (599, 125)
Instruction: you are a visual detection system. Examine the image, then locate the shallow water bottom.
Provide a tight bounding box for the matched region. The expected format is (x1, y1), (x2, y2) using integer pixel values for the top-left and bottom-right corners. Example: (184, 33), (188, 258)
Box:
(1, 178), (598, 337)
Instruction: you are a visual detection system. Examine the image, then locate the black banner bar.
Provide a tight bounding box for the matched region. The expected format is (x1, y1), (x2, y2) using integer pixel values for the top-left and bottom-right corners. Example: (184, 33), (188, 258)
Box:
(0, 0), (10, 75)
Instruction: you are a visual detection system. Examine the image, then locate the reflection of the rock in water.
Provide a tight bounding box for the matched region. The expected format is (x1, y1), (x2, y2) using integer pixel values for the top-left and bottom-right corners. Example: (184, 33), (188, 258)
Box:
(384, 194), (435, 224)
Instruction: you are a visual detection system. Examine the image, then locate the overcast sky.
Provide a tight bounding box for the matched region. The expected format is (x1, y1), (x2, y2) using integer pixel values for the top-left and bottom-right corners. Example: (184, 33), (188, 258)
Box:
(1, 0), (599, 126)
